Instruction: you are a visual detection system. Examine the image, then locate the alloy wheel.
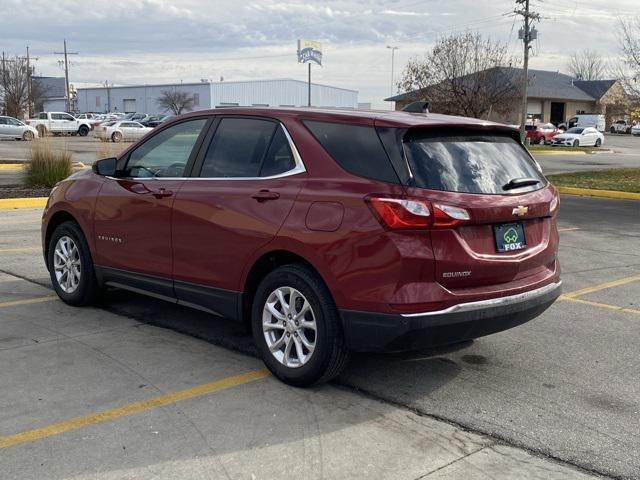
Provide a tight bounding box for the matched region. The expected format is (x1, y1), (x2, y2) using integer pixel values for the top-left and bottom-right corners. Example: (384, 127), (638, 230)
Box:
(262, 286), (317, 368)
(53, 235), (82, 293)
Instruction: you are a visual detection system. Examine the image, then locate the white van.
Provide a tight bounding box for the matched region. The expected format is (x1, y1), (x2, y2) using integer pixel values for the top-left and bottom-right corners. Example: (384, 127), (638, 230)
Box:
(560, 114), (606, 132)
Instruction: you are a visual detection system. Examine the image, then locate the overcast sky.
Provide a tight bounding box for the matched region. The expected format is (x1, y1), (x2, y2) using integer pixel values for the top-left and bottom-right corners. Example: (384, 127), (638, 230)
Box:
(1, 0), (637, 107)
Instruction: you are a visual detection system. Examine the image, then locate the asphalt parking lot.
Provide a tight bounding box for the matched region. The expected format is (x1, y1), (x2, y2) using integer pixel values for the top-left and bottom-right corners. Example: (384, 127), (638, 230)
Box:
(1, 195), (638, 479)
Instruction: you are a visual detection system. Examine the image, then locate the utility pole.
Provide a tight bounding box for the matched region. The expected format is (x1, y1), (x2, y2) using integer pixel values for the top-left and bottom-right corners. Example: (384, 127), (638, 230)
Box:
(54, 40), (78, 112)
(387, 45), (399, 110)
(26, 46), (32, 117)
(515, 0), (539, 142)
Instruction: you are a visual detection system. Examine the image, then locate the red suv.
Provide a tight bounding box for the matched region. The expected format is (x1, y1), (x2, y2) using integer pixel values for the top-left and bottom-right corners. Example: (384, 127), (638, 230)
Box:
(42, 107), (561, 386)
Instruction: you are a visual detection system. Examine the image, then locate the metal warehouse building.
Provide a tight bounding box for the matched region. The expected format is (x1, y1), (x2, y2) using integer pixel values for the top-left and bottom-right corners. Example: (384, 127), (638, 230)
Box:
(76, 79), (358, 114)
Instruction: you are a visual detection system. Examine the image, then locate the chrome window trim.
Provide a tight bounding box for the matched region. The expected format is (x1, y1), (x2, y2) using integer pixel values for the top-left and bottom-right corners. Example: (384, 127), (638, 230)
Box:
(401, 281), (562, 318)
(127, 122), (306, 182)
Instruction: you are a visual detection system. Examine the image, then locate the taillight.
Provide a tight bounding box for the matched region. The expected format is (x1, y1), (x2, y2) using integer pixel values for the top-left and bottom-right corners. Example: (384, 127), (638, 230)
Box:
(366, 195), (470, 230)
(550, 192), (560, 214)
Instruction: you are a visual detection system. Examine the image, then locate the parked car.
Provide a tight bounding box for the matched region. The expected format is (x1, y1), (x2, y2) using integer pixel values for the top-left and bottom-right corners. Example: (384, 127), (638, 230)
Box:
(141, 114), (173, 128)
(0, 115), (39, 141)
(551, 127), (604, 147)
(95, 120), (153, 142)
(525, 123), (560, 144)
(122, 112), (147, 122)
(26, 112), (93, 137)
(559, 114), (605, 132)
(632, 124), (640, 136)
(42, 107), (562, 386)
(610, 120), (632, 134)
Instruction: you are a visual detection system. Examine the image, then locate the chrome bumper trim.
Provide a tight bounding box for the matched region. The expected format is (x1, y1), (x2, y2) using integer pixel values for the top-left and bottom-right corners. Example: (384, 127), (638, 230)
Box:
(401, 281), (562, 318)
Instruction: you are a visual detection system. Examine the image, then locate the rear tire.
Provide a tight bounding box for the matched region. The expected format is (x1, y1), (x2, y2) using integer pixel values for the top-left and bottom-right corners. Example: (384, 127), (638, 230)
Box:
(595, 138), (601, 147)
(36, 125), (47, 137)
(610, 126), (616, 134)
(251, 264), (349, 387)
(78, 125), (89, 137)
(22, 130), (34, 141)
(538, 137), (545, 145)
(111, 131), (122, 143)
(47, 221), (101, 306)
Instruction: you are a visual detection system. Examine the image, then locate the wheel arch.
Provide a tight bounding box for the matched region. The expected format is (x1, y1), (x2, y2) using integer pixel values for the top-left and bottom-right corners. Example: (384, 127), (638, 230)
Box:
(44, 210), (81, 266)
(240, 249), (333, 330)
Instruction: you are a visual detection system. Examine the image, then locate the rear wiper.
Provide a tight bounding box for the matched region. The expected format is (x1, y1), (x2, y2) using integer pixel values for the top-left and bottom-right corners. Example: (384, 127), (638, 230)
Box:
(502, 177), (541, 191)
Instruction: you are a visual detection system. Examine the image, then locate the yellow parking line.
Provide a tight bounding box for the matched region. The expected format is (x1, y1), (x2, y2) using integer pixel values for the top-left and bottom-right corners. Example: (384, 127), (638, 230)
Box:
(0, 368), (269, 449)
(0, 164), (25, 170)
(562, 274), (640, 299)
(0, 296), (57, 308)
(0, 246), (40, 253)
(560, 296), (640, 316)
(0, 198), (48, 210)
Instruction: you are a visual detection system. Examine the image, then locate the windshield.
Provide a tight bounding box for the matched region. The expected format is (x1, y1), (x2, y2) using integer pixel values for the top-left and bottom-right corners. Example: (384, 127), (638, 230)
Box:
(403, 131), (546, 194)
(566, 128), (584, 134)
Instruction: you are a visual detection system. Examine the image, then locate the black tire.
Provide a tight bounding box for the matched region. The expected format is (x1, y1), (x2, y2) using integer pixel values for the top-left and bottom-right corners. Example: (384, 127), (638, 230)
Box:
(251, 264), (349, 387)
(36, 125), (47, 137)
(111, 131), (122, 143)
(538, 137), (545, 145)
(573, 139), (579, 147)
(595, 138), (601, 147)
(78, 125), (89, 137)
(610, 126), (616, 134)
(47, 221), (101, 306)
(22, 130), (34, 141)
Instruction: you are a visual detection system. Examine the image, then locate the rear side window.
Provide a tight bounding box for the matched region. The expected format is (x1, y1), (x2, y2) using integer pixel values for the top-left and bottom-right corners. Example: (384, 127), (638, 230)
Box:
(260, 128), (296, 177)
(200, 118), (277, 177)
(304, 120), (399, 183)
(403, 131), (546, 194)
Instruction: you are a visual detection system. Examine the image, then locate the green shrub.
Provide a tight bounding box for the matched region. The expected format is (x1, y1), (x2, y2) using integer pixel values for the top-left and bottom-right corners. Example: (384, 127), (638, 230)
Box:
(25, 140), (73, 187)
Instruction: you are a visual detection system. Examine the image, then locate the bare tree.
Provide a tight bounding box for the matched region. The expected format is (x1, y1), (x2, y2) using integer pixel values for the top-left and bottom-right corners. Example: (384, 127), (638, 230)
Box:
(156, 89), (195, 115)
(1, 55), (30, 118)
(397, 33), (521, 119)
(617, 17), (640, 96)
(566, 50), (606, 80)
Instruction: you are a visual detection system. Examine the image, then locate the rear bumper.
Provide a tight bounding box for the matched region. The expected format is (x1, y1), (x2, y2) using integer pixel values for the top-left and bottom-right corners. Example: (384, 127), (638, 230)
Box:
(339, 281), (562, 352)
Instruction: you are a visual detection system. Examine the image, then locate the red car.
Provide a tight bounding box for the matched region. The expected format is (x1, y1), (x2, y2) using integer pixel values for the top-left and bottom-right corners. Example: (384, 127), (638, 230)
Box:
(42, 107), (562, 386)
(525, 123), (561, 145)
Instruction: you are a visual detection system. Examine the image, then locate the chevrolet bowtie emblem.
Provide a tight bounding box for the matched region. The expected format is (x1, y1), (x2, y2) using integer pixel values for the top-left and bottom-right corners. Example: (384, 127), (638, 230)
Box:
(512, 206), (528, 216)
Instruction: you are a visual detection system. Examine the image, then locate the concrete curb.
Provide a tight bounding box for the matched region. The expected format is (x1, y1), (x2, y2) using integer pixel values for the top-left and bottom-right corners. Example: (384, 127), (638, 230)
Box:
(529, 150), (587, 156)
(0, 197), (48, 209)
(556, 186), (640, 201)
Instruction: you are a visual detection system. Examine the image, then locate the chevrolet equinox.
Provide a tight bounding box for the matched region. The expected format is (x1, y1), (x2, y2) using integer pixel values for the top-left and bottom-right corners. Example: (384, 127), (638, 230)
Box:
(42, 107), (562, 386)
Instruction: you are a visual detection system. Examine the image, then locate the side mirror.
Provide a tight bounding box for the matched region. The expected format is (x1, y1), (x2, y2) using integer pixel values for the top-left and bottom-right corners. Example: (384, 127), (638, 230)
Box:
(92, 157), (117, 176)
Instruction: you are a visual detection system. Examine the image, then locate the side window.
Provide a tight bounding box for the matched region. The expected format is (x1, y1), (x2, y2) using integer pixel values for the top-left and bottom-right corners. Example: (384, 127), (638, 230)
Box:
(51, 113), (61, 120)
(38, 113), (47, 120)
(0, 118), (7, 125)
(199, 118), (277, 178)
(260, 127), (296, 177)
(63, 114), (75, 121)
(304, 120), (399, 184)
(124, 118), (207, 178)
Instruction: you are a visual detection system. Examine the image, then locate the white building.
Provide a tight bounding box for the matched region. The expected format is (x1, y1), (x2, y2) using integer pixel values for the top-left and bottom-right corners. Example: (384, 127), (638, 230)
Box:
(76, 79), (358, 114)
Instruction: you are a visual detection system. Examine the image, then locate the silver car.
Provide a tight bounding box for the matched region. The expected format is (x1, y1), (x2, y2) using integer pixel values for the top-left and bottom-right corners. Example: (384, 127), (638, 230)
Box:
(0, 116), (38, 141)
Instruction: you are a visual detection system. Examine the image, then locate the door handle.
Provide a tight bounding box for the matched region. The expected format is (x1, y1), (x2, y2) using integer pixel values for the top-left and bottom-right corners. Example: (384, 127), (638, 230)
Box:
(152, 188), (174, 199)
(251, 190), (280, 202)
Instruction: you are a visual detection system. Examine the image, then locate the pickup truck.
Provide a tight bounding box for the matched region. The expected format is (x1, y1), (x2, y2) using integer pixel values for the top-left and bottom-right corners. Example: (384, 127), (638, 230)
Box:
(26, 112), (93, 137)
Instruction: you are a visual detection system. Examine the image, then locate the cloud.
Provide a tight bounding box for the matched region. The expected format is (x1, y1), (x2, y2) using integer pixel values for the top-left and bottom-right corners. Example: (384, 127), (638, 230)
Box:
(1, 0), (637, 107)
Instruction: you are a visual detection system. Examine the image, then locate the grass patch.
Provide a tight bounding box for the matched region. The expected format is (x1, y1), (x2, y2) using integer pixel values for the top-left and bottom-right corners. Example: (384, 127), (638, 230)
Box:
(24, 139), (73, 188)
(547, 168), (640, 193)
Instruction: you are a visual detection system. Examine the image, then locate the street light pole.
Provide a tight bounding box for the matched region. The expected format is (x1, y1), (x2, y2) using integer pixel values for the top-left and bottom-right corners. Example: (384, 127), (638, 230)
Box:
(387, 45), (398, 110)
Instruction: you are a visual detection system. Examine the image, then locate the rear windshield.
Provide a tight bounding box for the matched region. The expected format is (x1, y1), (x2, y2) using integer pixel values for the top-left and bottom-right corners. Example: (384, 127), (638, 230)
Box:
(403, 132), (546, 194)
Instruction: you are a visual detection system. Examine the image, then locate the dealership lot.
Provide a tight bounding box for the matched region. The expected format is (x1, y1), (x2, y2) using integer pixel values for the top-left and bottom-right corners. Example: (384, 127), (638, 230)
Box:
(0, 195), (638, 479)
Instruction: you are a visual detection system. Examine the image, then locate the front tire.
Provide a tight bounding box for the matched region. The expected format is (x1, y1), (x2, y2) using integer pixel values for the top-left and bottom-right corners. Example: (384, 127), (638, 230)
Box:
(252, 264), (349, 387)
(22, 130), (34, 141)
(47, 221), (101, 306)
(595, 138), (602, 147)
(573, 139), (580, 147)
